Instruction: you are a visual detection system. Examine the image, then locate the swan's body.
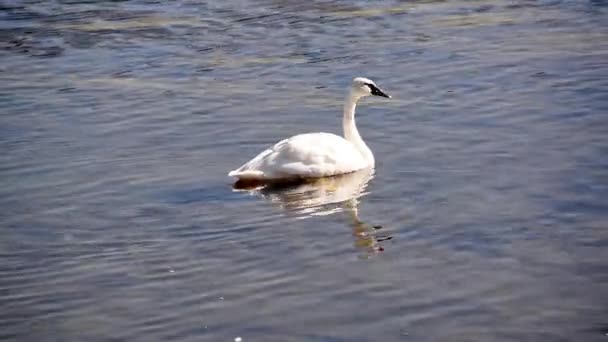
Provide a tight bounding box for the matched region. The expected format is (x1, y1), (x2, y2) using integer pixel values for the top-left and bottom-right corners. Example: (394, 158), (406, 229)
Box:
(229, 132), (369, 180)
(228, 77), (390, 181)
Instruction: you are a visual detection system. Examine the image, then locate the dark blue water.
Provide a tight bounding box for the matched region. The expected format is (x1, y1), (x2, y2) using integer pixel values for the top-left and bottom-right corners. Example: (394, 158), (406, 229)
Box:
(1, 1), (608, 341)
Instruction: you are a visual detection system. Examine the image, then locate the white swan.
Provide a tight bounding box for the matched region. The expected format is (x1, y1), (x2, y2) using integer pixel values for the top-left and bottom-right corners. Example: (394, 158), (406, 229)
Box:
(228, 77), (391, 181)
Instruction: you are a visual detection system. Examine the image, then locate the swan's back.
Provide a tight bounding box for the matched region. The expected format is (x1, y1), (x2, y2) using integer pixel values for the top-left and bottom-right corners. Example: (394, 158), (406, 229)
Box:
(229, 133), (368, 180)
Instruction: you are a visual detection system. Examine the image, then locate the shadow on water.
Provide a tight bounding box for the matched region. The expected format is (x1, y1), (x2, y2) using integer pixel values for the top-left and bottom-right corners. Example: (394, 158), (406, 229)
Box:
(232, 168), (393, 256)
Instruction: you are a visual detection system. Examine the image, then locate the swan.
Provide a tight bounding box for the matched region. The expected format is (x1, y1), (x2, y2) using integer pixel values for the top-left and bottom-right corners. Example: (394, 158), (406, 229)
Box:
(228, 77), (391, 181)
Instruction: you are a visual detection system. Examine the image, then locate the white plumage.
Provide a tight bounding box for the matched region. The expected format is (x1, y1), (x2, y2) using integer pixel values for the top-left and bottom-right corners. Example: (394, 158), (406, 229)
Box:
(228, 133), (368, 180)
(229, 77), (390, 181)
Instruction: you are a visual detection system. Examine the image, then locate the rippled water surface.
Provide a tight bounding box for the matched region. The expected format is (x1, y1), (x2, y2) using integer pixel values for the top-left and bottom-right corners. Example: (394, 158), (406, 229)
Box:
(2, 1), (608, 341)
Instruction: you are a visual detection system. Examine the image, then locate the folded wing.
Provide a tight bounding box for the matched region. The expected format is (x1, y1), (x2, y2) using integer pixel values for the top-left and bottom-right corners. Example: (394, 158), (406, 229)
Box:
(228, 133), (368, 180)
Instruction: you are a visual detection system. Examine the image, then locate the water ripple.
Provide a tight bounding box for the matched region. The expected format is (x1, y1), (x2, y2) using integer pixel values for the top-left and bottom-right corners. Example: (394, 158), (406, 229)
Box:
(1, 0), (607, 341)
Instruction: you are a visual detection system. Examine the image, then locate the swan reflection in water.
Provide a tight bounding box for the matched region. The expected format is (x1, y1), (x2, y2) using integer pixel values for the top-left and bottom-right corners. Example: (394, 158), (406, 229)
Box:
(233, 168), (392, 256)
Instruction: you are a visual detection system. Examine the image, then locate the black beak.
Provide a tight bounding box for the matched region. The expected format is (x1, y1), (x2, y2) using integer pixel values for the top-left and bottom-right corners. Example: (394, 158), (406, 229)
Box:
(368, 84), (391, 98)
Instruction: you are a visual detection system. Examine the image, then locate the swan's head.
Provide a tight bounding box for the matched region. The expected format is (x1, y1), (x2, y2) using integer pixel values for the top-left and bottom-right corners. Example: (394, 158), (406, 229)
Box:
(351, 77), (391, 99)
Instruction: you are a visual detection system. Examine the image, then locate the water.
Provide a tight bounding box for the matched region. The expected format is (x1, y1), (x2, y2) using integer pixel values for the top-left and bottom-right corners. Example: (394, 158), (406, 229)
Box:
(1, 1), (607, 341)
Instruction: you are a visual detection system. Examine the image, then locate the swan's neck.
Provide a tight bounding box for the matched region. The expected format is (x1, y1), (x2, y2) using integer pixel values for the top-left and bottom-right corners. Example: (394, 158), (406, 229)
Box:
(343, 95), (374, 165)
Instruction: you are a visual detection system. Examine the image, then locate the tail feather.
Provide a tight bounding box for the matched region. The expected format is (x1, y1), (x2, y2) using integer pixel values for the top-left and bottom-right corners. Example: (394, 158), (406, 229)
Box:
(228, 169), (265, 179)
